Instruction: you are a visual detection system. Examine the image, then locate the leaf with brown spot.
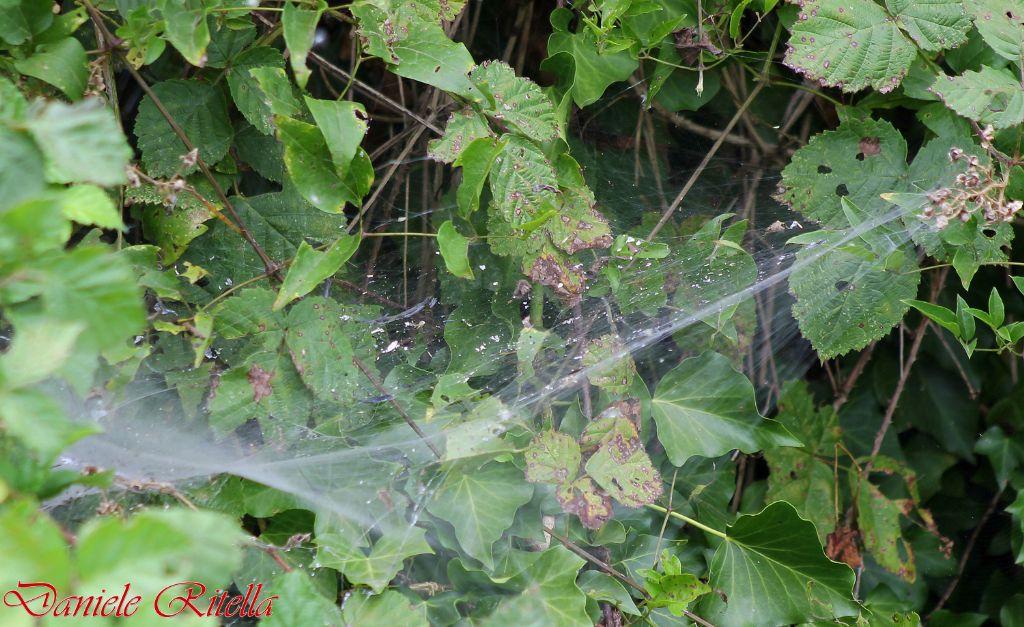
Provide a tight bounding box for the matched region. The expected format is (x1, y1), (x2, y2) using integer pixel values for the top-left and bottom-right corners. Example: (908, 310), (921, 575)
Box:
(556, 476), (613, 529)
(247, 363), (274, 402)
(583, 413), (662, 508)
(524, 430), (581, 484)
(825, 526), (862, 569)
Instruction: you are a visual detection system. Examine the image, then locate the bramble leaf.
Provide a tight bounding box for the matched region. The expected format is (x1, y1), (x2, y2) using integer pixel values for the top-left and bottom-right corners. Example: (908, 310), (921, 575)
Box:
(135, 80), (233, 178)
(931, 67), (1024, 129)
(888, 0), (971, 52)
(968, 0), (1024, 62)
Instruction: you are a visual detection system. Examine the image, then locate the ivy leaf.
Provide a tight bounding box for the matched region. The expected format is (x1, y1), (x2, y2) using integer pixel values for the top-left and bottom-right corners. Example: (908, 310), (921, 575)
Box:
(261, 571), (342, 627)
(341, 590), (427, 625)
(26, 98), (132, 186)
(427, 461), (534, 568)
(789, 234), (921, 359)
(483, 547), (590, 627)
(277, 116), (369, 214)
(652, 352), (798, 465)
(556, 477), (614, 530)
(930, 67), (1024, 129)
(968, 0), (1024, 62)
(282, 0), (326, 88)
(158, 0), (210, 67)
(697, 501), (860, 625)
(776, 114), (908, 229)
(888, 0), (971, 52)
(974, 426), (1024, 483)
(135, 80), (233, 178)
(582, 335), (636, 396)
(525, 430), (581, 484)
(785, 0), (916, 93)
(14, 37), (88, 100)
(583, 405), (663, 508)
(543, 8), (639, 107)
(316, 518), (434, 594)
(428, 108), (495, 164)
(469, 60), (561, 142)
(856, 478), (916, 581)
(272, 236), (360, 310)
(226, 46), (286, 135)
(437, 220), (474, 280)
(305, 97), (368, 170)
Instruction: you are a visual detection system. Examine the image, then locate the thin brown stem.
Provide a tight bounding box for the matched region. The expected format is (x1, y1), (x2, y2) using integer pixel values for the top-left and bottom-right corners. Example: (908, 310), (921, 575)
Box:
(832, 343), (876, 412)
(352, 356), (442, 459)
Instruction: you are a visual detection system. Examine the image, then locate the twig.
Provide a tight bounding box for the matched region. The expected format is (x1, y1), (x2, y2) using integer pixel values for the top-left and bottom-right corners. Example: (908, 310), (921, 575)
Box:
(832, 343), (876, 412)
(645, 79), (766, 242)
(330, 278), (405, 310)
(352, 356), (442, 459)
(926, 482), (1007, 619)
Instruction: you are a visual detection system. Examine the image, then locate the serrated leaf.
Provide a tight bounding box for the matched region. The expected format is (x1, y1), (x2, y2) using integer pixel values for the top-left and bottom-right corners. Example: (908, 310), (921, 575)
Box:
(261, 571), (342, 626)
(159, 0), (210, 66)
(777, 114), (908, 228)
(25, 98), (131, 186)
(428, 108), (494, 163)
(305, 97), (368, 170)
(207, 350), (313, 434)
(14, 37), (88, 100)
(273, 236), (360, 310)
(135, 80), (233, 177)
(427, 461), (533, 568)
(59, 185), (123, 230)
(968, 0), (1024, 62)
(284, 296), (375, 402)
(0, 128), (44, 212)
(697, 502), (860, 625)
(226, 46), (286, 134)
(489, 135), (559, 226)
(282, 0), (325, 88)
(437, 220), (475, 280)
(789, 235), (921, 359)
(785, 0), (916, 93)
(652, 352), (798, 465)
(931, 67), (1024, 129)
(888, 0), (971, 51)
(469, 60), (561, 142)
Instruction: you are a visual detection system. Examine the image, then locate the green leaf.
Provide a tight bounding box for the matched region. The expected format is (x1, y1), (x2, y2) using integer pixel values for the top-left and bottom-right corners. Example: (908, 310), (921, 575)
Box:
(989, 286), (1006, 327)
(134, 80), (233, 177)
(25, 98), (131, 186)
(158, 0), (210, 66)
(14, 37), (88, 100)
(282, 0), (326, 88)
(437, 220), (475, 280)
(273, 236), (360, 310)
(856, 477), (916, 581)
(578, 570), (641, 616)
(58, 185), (123, 230)
(212, 287), (285, 339)
(0, 0), (53, 46)
(956, 295), (976, 340)
(277, 116), (370, 214)
(652, 352), (798, 465)
(581, 334), (636, 396)
(904, 299), (959, 335)
(429, 108), (495, 164)
(0, 500), (70, 594)
(207, 350), (313, 434)
(697, 501), (860, 625)
(968, 0), (1024, 62)
(887, 0), (971, 51)
(251, 66), (305, 119)
(469, 60), (561, 142)
(785, 0), (916, 93)
(305, 97), (368, 170)
(427, 461), (534, 568)
(341, 589), (427, 625)
(455, 136), (505, 217)
(0, 315), (83, 390)
(525, 430), (581, 484)
(261, 570), (342, 627)
(226, 46), (287, 135)
(489, 135), (559, 227)
(0, 389), (97, 463)
(789, 234), (921, 359)
(0, 128), (45, 212)
(317, 516), (434, 594)
(543, 8), (639, 107)
(777, 114), (908, 228)
(128, 182), (215, 264)
(974, 426), (1024, 483)
(931, 67), (1024, 129)
(483, 547), (590, 627)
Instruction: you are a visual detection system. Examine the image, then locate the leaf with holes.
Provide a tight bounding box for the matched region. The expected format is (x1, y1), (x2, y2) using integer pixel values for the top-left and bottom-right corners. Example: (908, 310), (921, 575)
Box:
(789, 233), (921, 359)
(968, 0), (1024, 62)
(785, 0), (916, 93)
(776, 114), (908, 229)
(305, 97), (368, 170)
(488, 135), (559, 227)
(930, 67), (1024, 129)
